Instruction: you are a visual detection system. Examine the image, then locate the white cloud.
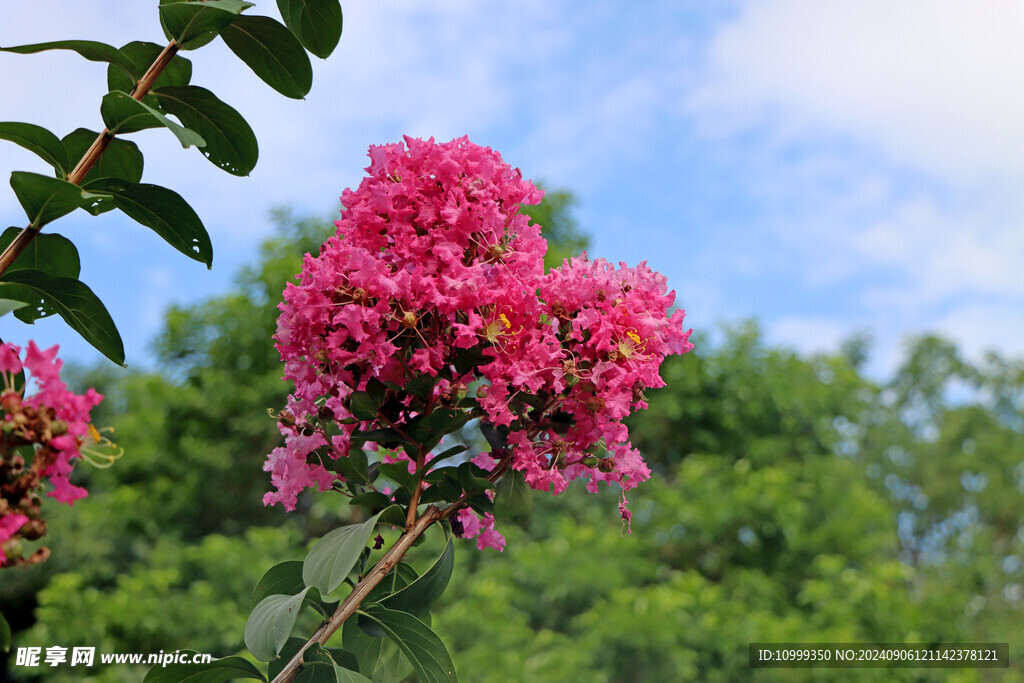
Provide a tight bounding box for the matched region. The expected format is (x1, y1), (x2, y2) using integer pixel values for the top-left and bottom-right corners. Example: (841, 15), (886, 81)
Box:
(684, 0), (1024, 365)
(690, 0), (1024, 188)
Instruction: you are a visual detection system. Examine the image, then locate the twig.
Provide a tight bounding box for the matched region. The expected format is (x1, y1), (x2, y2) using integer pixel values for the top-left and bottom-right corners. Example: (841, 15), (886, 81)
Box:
(0, 40), (180, 275)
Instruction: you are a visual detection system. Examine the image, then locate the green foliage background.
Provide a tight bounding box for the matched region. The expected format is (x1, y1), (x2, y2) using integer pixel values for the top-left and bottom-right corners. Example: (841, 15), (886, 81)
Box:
(1, 197), (1022, 681)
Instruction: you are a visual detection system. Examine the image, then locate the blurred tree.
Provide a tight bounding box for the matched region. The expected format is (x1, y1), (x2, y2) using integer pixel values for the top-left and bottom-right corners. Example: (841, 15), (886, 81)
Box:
(4, 204), (1021, 682)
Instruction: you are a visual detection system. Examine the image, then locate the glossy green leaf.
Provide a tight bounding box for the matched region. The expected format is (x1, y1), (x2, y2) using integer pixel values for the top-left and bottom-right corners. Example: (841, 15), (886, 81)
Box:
(0, 270), (124, 365)
(277, 0), (343, 59)
(9, 171), (93, 228)
(304, 511), (384, 595)
(159, 0), (255, 50)
(379, 536), (453, 620)
(0, 40), (136, 79)
(86, 180), (212, 267)
(494, 468), (532, 523)
(107, 41), (193, 99)
(100, 91), (206, 148)
(0, 122), (70, 176)
(152, 85), (258, 176)
(221, 15), (312, 98)
(250, 560), (305, 611)
(61, 129), (144, 215)
(143, 654), (267, 682)
(0, 610), (10, 653)
(356, 604), (457, 683)
(0, 228), (80, 279)
(245, 587), (311, 661)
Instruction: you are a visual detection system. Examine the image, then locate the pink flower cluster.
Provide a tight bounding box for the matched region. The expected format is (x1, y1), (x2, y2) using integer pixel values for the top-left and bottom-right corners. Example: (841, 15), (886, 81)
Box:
(0, 341), (103, 566)
(267, 136), (692, 547)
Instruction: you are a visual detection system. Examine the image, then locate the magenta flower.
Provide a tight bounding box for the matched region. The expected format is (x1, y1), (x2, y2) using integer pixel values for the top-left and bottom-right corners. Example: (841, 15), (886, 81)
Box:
(266, 136), (692, 544)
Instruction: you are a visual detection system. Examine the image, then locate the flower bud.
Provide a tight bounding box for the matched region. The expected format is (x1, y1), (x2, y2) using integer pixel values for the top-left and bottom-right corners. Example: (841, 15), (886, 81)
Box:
(597, 457), (616, 473)
(19, 518), (46, 541)
(581, 455), (600, 467)
(1, 389), (22, 413)
(476, 384), (489, 399)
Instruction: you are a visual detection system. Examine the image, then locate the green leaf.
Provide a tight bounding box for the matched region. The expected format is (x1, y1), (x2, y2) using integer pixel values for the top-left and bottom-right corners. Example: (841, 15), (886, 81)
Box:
(297, 644), (371, 683)
(100, 91), (206, 148)
(376, 462), (417, 493)
(9, 172), (93, 228)
(348, 390), (380, 421)
(0, 228), (80, 279)
(494, 468), (532, 523)
(152, 85), (258, 176)
(350, 429), (410, 449)
(379, 536), (454, 620)
(107, 41), (193, 97)
(159, 0), (255, 50)
(62, 129), (144, 187)
(143, 654), (267, 682)
(86, 180), (212, 267)
(221, 15), (312, 98)
(0, 299), (28, 317)
(277, 0), (343, 59)
(342, 620), (414, 682)
(350, 491), (393, 512)
(425, 445), (467, 469)
(356, 604), (457, 683)
(0, 122), (70, 176)
(0, 270), (125, 365)
(0, 610), (10, 653)
(303, 511), (384, 595)
(250, 560), (305, 611)
(0, 40), (136, 79)
(245, 587), (311, 661)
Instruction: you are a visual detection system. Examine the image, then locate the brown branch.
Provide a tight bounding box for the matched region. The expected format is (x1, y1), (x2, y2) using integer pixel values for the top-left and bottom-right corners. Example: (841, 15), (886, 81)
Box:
(272, 452), (513, 683)
(0, 40), (180, 276)
(271, 504), (445, 683)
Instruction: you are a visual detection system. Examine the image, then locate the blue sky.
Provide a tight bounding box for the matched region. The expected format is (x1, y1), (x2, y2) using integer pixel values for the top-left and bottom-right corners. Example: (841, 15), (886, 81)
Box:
(2, 0), (1023, 379)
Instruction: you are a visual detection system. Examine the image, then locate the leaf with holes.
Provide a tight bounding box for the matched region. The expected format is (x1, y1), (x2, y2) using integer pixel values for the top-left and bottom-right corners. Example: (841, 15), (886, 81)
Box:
(62, 129), (143, 215)
(0, 123), (70, 177)
(101, 91), (205, 149)
(159, 0), (255, 50)
(277, 0), (343, 59)
(221, 15), (312, 98)
(0, 228), (80, 280)
(152, 85), (257, 176)
(303, 510), (384, 595)
(0, 40), (136, 79)
(245, 587), (311, 662)
(143, 654), (267, 682)
(0, 270), (124, 365)
(86, 180), (212, 268)
(9, 172), (94, 228)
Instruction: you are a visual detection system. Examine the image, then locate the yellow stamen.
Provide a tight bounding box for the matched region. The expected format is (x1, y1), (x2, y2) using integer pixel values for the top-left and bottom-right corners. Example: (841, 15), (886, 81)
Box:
(626, 330), (642, 344)
(499, 313), (512, 329)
